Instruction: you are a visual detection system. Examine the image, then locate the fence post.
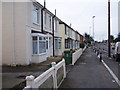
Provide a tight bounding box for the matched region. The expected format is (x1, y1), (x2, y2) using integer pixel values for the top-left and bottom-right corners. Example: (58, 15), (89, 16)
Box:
(51, 62), (57, 89)
(25, 75), (35, 88)
(63, 59), (66, 78)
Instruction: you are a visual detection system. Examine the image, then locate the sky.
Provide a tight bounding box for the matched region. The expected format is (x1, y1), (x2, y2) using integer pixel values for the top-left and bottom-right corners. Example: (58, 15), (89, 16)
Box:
(38, 0), (119, 41)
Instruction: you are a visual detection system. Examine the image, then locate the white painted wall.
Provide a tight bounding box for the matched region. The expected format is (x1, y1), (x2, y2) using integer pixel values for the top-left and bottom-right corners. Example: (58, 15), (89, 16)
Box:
(2, 2), (16, 65)
(54, 19), (59, 37)
(2, 1), (46, 65)
(2, 2), (32, 65)
(59, 24), (65, 53)
(72, 48), (82, 65)
(32, 54), (47, 63)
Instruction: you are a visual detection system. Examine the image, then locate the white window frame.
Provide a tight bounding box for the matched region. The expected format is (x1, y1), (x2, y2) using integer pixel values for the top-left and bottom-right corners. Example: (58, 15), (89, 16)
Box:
(32, 33), (47, 55)
(54, 19), (58, 32)
(33, 5), (39, 24)
(44, 12), (47, 25)
(49, 15), (52, 30)
(55, 38), (62, 50)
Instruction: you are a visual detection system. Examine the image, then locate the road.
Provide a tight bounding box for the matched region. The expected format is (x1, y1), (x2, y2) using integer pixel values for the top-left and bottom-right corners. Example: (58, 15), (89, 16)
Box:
(94, 42), (115, 56)
(59, 47), (119, 89)
(94, 43), (119, 78)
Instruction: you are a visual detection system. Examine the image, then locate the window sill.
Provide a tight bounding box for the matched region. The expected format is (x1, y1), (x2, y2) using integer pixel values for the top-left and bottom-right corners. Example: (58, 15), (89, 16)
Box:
(32, 53), (46, 56)
(33, 22), (40, 26)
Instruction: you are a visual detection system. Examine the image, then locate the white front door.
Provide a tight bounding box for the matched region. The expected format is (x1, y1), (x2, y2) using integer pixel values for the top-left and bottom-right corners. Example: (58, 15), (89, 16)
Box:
(46, 37), (53, 57)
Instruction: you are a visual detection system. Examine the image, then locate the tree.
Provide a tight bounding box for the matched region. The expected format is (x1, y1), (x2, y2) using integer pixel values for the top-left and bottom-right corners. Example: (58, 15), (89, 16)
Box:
(114, 33), (120, 42)
(110, 35), (114, 42)
(84, 33), (93, 44)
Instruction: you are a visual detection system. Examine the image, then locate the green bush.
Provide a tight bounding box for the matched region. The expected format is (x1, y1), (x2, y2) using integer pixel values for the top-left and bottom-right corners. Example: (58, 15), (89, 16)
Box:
(80, 43), (85, 48)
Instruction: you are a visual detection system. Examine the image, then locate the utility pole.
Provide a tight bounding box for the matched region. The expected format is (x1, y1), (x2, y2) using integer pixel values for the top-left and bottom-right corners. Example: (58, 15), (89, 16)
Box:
(89, 26), (91, 36)
(108, 0), (111, 57)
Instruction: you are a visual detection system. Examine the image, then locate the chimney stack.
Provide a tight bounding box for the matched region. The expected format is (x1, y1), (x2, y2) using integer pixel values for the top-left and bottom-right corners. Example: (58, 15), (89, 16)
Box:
(44, 0), (46, 8)
(55, 9), (56, 16)
(70, 23), (72, 27)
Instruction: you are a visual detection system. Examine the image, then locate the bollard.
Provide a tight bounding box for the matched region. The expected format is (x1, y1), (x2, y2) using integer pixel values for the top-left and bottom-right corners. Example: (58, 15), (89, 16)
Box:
(97, 50), (99, 56)
(100, 53), (102, 62)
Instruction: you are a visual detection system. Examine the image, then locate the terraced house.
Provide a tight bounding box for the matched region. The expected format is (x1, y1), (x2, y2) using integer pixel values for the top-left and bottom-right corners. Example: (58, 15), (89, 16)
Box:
(59, 21), (80, 54)
(2, 0), (83, 65)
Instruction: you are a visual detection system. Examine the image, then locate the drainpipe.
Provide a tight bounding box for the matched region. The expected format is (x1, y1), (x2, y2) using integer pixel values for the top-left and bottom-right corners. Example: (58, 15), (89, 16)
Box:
(52, 9), (56, 56)
(41, 0), (46, 33)
(41, 7), (45, 33)
(52, 15), (55, 56)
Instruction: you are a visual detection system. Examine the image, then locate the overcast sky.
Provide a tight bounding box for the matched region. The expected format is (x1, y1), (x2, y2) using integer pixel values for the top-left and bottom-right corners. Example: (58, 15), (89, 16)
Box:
(38, 0), (119, 41)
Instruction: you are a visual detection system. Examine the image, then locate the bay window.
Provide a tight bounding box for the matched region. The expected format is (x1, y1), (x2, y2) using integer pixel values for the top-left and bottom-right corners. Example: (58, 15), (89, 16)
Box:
(32, 34), (46, 55)
(32, 36), (38, 54)
(55, 38), (61, 50)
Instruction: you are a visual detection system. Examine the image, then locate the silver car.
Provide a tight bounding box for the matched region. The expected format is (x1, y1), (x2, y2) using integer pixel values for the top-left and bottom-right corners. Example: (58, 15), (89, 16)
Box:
(113, 42), (120, 61)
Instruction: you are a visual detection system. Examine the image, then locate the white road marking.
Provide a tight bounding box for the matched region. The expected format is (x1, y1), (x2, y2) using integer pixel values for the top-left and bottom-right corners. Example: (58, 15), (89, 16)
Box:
(102, 59), (120, 86)
(96, 53), (120, 86)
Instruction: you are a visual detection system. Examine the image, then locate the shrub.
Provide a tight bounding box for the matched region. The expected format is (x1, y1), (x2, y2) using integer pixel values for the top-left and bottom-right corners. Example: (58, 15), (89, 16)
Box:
(80, 43), (85, 48)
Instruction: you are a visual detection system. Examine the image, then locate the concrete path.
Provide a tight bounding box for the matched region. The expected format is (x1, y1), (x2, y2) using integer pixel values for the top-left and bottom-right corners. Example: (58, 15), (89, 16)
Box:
(60, 47), (119, 88)
(2, 56), (62, 89)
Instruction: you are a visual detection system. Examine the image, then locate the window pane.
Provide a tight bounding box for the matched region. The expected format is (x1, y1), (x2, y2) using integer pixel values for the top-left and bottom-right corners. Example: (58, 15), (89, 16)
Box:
(33, 41), (38, 54)
(43, 37), (46, 40)
(39, 41), (46, 54)
(44, 12), (47, 24)
(59, 40), (61, 49)
(55, 39), (58, 50)
(39, 37), (42, 40)
(33, 6), (39, 24)
(33, 36), (37, 40)
(33, 10), (37, 23)
(46, 40), (48, 49)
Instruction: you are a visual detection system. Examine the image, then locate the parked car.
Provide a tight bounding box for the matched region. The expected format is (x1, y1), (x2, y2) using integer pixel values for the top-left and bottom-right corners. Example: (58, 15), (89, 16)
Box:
(113, 42), (120, 61)
(111, 43), (115, 49)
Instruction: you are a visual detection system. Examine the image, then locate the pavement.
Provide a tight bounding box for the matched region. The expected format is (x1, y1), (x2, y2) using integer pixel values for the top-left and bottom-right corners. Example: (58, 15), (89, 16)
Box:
(2, 56), (63, 89)
(59, 47), (119, 89)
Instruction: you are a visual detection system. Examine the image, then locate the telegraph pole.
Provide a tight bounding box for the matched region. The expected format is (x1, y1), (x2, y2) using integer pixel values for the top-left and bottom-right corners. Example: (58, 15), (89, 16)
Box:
(108, 0), (111, 57)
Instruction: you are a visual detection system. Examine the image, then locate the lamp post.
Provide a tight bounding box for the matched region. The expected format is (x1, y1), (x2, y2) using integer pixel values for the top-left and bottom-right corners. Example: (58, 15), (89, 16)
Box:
(92, 16), (95, 41)
(108, 0), (111, 57)
(89, 26), (91, 36)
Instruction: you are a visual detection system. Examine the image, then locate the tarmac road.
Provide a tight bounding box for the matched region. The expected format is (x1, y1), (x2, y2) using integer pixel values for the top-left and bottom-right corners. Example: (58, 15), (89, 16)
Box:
(59, 47), (119, 89)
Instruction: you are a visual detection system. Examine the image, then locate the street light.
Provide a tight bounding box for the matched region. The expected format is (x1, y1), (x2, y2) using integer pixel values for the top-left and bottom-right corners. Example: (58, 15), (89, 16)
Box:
(92, 16), (95, 41)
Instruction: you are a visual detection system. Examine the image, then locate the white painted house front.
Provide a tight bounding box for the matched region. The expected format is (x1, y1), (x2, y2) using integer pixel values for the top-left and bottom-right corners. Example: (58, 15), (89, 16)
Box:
(42, 9), (54, 57)
(54, 17), (62, 56)
(2, 1), (52, 65)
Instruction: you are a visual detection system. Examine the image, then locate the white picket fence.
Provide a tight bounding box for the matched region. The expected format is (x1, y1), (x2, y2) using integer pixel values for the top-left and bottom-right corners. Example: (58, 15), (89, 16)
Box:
(72, 46), (86, 65)
(23, 59), (66, 89)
